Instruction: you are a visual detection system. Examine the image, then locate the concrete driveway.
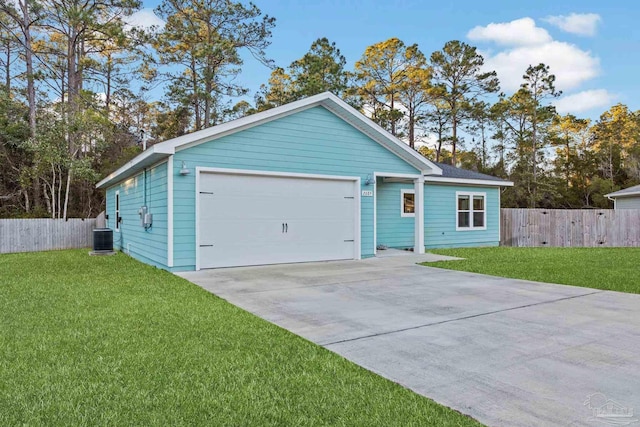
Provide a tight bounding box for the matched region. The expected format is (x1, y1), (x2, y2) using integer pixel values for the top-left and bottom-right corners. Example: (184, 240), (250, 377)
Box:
(178, 253), (640, 427)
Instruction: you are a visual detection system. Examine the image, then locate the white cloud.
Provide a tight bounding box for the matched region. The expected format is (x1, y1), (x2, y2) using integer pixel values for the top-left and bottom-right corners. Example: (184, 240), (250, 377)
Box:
(467, 17), (552, 46)
(484, 40), (600, 92)
(469, 18), (601, 93)
(544, 13), (601, 37)
(124, 9), (165, 31)
(553, 89), (616, 114)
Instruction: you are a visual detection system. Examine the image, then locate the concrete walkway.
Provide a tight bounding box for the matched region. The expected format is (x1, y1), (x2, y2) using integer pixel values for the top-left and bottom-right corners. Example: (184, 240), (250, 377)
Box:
(177, 255), (640, 427)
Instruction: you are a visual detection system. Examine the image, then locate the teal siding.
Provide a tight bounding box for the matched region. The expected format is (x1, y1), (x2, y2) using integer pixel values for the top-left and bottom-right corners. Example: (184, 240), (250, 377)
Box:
(171, 106), (419, 270)
(106, 162), (168, 268)
(424, 184), (500, 248)
(376, 180), (415, 248)
(375, 182), (500, 249)
(616, 197), (640, 209)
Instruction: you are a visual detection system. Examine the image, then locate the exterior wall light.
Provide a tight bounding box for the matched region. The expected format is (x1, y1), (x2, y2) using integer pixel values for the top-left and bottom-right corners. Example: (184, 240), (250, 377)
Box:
(179, 161), (190, 176)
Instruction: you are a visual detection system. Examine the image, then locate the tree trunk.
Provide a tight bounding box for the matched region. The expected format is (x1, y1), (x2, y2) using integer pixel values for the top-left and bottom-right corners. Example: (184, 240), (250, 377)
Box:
(408, 107), (415, 149)
(204, 71), (211, 128)
(63, 168), (71, 220)
(105, 53), (112, 114)
(390, 95), (395, 136)
(4, 40), (10, 92)
(451, 115), (457, 166)
(531, 106), (538, 208)
(19, 0), (36, 138)
(192, 57), (201, 130)
(436, 126), (443, 162)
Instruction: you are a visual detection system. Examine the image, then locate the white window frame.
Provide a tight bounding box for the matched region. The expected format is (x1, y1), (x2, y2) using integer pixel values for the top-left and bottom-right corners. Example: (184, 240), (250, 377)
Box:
(455, 191), (487, 231)
(401, 189), (415, 218)
(114, 190), (120, 232)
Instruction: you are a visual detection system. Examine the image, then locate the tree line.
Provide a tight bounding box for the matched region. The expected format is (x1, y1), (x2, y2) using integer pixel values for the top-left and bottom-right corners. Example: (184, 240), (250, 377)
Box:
(1, 0), (638, 218)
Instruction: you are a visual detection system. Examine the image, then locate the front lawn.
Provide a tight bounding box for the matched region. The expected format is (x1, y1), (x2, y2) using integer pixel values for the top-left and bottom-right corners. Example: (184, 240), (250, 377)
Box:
(427, 247), (640, 294)
(0, 250), (479, 426)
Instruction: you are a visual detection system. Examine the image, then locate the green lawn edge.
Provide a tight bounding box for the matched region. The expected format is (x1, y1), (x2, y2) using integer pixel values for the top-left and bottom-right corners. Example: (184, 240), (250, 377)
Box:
(426, 247), (640, 295)
(0, 250), (481, 426)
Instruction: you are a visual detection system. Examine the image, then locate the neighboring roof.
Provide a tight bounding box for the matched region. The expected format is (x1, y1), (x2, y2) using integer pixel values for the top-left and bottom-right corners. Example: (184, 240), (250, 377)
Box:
(96, 92), (442, 189)
(605, 184), (640, 198)
(424, 161), (514, 187)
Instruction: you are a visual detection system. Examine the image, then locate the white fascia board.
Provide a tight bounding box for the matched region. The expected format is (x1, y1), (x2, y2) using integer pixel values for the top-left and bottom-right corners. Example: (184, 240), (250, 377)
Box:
(605, 191), (640, 199)
(97, 91), (442, 188)
(424, 176), (514, 187)
(320, 93), (442, 176)
(96, 145), (173, 189)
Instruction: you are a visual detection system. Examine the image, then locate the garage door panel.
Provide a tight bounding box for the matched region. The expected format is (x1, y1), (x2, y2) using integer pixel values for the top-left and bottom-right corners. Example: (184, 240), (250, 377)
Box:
(198, 172), (357, 269)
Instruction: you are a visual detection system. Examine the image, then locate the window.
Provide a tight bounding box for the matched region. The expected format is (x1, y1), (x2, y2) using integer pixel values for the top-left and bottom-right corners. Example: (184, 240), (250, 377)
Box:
(115, 191), (120, 232)
(401, 189), (415, 217)
(456, 192), (486, 230)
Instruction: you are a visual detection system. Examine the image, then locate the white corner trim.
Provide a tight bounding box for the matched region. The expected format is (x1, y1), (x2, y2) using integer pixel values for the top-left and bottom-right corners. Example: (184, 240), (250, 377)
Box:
(195, 169), (201, 271)
(354, 178), (362, 260)
(167, 156), (174, 268)
(414, 176), (425, 254)
(498, 189), (502, 243)
(373, 174), (377, 256)
(425, 176), (514, 187)
(455, 191), (487, 232)
(401, 189), (415, 218)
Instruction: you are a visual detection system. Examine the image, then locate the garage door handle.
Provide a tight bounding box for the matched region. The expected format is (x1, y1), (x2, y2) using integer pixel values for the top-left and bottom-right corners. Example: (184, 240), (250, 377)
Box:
(282, 223), (285, 233)
(285, 223), (288, 233)
(200, 244), (213, 247)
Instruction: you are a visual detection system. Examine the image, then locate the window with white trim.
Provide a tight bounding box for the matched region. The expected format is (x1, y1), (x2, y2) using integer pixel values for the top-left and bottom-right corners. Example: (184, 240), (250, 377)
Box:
(115, 191), (120, 232)
(456, 192), (486, 230)
(401, 189), (415, 217)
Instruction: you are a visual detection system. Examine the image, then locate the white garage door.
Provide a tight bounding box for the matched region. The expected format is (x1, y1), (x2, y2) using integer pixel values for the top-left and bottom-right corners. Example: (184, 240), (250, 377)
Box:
(197, 171), (358, 269)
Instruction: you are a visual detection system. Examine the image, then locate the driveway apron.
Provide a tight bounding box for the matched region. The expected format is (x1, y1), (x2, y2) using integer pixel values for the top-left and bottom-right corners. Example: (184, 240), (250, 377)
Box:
(177, 254), (640, 427)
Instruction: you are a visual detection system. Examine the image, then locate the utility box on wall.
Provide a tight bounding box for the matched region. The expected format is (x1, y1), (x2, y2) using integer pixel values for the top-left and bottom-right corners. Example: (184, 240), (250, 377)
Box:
(143, 213), (153, 229)
(138, 206), (152, 229)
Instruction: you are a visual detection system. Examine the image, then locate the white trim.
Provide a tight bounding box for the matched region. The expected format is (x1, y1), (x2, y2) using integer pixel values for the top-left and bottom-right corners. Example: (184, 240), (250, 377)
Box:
(96, 92), (442, 189)
(167, 156), (174, 268)
(401, 189), (415, 218)
(379, 172), (422, 179)
(455, 191), (487, 231)
(114, 190), (120, 232)
(606, 192), (640, 199)
(498, 189), (502, 244)
(424, 176), (513, 187)
(195, 169), (201, 270)
(414, 176), (425, 253)
(195, 167), (360, 182)
(373, 174), (377, 256)
(354, 178), (362, 260)
(194, 167), (361, 271)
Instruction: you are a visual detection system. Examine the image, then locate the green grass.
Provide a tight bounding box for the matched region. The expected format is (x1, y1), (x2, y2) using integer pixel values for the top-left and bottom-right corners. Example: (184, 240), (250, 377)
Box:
(427, 247), (640, 294)
(0, 250), (480, 426)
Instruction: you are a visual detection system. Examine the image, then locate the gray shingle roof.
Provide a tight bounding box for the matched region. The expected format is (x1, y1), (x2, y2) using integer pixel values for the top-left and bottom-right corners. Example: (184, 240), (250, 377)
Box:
(605, 184), (640, 198)
(430, 161), (510, 183)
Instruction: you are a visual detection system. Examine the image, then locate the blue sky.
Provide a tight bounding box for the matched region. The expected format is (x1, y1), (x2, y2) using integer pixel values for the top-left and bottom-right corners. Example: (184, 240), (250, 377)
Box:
(133, 0), (639, 119)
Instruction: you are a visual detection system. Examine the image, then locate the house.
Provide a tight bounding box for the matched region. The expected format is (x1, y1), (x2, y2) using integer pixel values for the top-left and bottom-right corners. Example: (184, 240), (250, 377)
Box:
(605, 184), (640, 209)
(96, 92), (513, 271)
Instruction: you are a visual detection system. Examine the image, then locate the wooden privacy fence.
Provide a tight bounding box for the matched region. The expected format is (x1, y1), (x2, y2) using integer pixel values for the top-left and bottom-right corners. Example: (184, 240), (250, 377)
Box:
(501, 208), (640, 247)
(0, 217), (99, 254)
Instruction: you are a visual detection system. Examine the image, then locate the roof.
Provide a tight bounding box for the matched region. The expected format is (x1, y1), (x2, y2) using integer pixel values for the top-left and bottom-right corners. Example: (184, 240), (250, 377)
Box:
(424, 161), (513, 187)
(605, 184), (640, 198)
(96, 92), (442, 189)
